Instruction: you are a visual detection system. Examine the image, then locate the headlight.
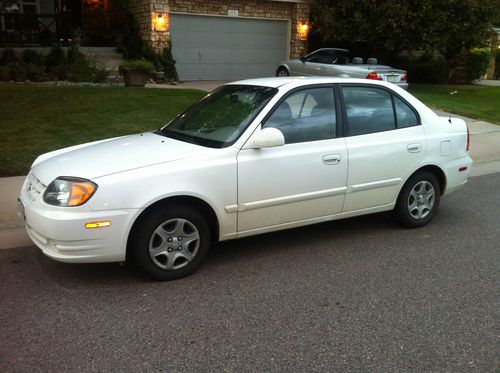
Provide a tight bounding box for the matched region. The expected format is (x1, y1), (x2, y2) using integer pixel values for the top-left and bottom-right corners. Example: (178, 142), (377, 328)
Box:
(43, 177), (97, 207)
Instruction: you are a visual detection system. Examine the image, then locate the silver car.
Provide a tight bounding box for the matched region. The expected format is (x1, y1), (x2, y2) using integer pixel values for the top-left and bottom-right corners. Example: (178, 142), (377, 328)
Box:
(277, 48), (408, 90)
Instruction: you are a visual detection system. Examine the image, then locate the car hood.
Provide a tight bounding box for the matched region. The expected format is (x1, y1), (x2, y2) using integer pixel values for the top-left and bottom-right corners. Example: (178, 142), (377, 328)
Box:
(32, 132), (208, 184)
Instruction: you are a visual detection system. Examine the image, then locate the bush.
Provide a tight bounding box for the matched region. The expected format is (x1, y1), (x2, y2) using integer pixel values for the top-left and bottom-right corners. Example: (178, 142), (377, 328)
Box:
(119, 59), (154, 74)
(45, 45), (67, 68)
(7, 63), (28, 81)
(0, 48), (18, 65)
(22, 49), (44, 66)
(397, 54), (449, 84)
(157, 46), (178, 81)
(117, 12), (178, 81)
(66, 47), (109, 83)
(26, 63), (46, 82)
(494, 49), (499, 80)
(45, 45), (68, 80)
(0, 66), (10, 81)
(118, 12), (145, 60)
(464, 48), (491, 83)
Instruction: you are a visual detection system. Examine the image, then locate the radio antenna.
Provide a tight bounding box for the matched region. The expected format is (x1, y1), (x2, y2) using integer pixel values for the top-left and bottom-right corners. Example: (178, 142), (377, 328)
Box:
(448, 91), (457, 123)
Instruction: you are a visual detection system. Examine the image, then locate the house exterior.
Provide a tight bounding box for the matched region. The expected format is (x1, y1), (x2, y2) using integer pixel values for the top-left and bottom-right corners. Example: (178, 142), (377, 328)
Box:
(1, 0), (310, 80)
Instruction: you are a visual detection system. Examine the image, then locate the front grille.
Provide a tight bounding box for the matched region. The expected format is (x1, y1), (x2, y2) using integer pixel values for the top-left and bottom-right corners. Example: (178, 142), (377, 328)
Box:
(26, 172), (46, 201)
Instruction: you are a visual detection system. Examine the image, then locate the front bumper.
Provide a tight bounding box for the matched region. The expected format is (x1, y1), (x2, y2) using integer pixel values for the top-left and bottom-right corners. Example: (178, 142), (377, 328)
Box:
(19, 176), (138, 263)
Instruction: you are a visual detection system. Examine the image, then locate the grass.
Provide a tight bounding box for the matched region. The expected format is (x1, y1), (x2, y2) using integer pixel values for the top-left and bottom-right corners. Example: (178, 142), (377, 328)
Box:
(0, 83), (205, 177)
(1, 82), (498, 177)
(409, 84), (500, 125)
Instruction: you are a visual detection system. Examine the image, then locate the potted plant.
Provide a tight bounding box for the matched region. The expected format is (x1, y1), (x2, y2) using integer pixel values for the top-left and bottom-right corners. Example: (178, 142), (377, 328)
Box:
(119, 59), (154, 87)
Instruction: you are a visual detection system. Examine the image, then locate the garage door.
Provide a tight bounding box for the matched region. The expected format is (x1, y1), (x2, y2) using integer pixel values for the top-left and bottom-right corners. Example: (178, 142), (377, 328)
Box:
(170, 14), (289, 81)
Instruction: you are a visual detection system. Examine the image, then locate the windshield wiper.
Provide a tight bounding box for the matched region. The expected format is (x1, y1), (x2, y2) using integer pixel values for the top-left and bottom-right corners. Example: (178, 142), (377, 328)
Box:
(161, 129), (200, 145)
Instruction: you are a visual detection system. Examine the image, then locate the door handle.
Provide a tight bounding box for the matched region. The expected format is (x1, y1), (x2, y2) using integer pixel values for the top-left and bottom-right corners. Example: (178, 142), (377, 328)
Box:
(323, 154), (341, 164)
(407, 143), (421, 153)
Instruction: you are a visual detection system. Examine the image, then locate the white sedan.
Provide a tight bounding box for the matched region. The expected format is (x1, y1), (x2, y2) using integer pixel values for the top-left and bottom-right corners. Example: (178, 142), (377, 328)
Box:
(18, 77), (472, 280)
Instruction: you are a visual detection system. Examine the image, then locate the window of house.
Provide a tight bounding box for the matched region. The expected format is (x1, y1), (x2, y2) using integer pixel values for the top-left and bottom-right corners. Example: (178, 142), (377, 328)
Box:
(264, 87), (336, 144)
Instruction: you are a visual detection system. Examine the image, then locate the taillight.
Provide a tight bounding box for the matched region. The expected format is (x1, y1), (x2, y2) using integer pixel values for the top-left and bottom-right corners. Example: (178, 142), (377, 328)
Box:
(401, 74), (408, 82)
(466, 124), (470, 151)
(366, 72), (382, 80)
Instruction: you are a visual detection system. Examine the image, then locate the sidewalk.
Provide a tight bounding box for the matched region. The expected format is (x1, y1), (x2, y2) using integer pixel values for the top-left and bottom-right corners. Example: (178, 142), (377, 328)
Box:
(1, 112), (499, 250)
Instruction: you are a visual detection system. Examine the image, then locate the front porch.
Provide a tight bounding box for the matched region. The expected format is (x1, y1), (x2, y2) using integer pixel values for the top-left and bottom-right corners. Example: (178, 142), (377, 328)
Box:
(0, 0), (114, 47)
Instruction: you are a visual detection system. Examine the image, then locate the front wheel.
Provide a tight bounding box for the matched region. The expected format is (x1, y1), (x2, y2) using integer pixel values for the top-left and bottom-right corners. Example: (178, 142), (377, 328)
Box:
(276, 67), (289, 77)
(395, 171), (441, 228)
(130, 205), (211, 280)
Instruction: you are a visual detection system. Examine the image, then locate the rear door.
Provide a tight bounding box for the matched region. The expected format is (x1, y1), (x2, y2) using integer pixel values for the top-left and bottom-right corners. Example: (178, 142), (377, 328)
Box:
(340, 84), (425, 212)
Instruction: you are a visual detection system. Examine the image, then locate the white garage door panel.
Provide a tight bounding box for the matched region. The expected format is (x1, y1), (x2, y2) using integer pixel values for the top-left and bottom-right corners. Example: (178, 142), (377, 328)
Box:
(170, 14), (288, 81)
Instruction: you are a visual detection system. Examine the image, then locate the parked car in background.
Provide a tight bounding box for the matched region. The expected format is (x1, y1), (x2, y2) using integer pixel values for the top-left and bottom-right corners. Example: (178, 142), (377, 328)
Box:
(277, 48), (408, 89)
(18, 77), (471, 281)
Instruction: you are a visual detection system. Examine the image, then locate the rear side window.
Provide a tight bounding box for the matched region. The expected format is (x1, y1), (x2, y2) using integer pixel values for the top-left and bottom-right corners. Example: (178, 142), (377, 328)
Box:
(394, 96), (418, 128)
(264, 87), (336, 144)
(342, 86), (419, 136)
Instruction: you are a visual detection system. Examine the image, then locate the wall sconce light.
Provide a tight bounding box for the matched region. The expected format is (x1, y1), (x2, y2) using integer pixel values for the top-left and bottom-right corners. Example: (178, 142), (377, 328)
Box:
(153, 13), (168, 31)
(298, 21), (309, 41)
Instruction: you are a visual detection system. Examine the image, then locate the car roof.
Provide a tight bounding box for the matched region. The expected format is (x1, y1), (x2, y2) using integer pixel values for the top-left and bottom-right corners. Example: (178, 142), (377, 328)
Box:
(311, 48), (350, 54)
(228, 76), (391, 89)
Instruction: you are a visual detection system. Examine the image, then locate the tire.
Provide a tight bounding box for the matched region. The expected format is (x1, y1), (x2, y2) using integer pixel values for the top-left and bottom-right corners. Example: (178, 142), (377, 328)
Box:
(394, 171), (441, 228)
(129, 204), (211, 280)
(276, 67), (289, 77)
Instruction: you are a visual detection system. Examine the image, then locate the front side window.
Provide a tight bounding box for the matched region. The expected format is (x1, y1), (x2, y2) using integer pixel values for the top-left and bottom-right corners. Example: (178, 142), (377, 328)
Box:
(264, 87), (336, 144)
(305, 51), (332, 64)
(160, 85), (277, 148)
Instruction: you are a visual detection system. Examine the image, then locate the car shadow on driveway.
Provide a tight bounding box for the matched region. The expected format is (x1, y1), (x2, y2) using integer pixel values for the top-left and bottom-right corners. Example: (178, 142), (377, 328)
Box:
(1, 201), (464, 288)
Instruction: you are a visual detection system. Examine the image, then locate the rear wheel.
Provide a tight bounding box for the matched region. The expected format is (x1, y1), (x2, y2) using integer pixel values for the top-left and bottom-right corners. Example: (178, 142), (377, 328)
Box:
(395, 171), (441, 228)
(130, 205), (210, 280)
(276, 67), (289, 77)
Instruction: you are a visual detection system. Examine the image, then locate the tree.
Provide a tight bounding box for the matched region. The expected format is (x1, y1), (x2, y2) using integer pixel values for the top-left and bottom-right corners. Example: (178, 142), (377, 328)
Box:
(311, 0), (500, 63)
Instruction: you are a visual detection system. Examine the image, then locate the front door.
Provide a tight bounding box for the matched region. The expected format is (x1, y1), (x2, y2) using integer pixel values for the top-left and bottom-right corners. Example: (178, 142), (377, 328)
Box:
(237, 86), (348, 234)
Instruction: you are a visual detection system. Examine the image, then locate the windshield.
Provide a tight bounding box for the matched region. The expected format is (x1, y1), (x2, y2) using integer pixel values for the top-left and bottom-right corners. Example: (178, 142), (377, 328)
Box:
(159, 85), (278, 148)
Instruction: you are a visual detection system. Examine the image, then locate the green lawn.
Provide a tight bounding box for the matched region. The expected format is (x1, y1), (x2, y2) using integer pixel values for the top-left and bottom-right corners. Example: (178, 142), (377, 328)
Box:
(0, 84), (205, 177)
(1, 82), (498, 177)
(409, 84), (500, 125)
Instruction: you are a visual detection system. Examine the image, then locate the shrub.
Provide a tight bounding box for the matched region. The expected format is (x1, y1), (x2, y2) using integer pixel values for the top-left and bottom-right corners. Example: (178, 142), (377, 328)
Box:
(7, 63), (28, 81)
(26, 63), (46, 82)
(0, 66), (10, 81)
(0, 48), (18, 65)
(119, 59), (154, 74)
(118, 12), (145, 60)
(67, 45), (86, 65)
(22, 49), (44, 66)
(397, 54), (449, 84)
(157, 46), (178, 81)
(464, 48), (491, 83)
(45, 45), (68, 80)
(494, 49), (499, 80)
(117, 12), (178, 81)
(45, 45), (67, 68)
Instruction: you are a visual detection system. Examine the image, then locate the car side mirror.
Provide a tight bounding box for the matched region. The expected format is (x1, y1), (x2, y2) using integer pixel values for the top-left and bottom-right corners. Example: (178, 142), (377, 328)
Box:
(300, 56), (306, 63)
(250, 127), (285, 148)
